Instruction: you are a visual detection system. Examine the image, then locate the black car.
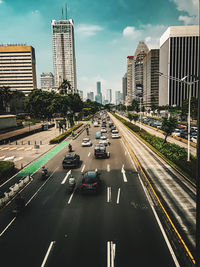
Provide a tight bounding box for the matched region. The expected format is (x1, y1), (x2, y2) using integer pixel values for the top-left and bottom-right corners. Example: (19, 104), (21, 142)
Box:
(81, 171), (101, 193)
(62, 153), (80, 168)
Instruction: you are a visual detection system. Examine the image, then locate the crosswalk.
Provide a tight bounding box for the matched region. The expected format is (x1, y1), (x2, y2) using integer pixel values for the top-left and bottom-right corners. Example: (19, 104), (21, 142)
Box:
(0, 155), (23, 162)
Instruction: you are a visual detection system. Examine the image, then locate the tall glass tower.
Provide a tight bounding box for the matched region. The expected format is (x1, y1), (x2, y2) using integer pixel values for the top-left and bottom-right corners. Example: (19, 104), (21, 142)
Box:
(52, 19), (77, 92)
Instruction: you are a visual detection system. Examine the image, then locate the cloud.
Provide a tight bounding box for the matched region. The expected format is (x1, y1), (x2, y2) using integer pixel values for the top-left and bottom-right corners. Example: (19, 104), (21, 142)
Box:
(171, 0), (199, 25)
(0, 0), (3, 4)
(76, 24), (103, 37)
(123, 26), (141, 39)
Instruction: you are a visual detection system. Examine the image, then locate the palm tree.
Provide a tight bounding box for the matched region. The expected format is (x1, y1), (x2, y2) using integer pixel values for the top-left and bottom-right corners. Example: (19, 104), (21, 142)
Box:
(58, 79), (72, 95)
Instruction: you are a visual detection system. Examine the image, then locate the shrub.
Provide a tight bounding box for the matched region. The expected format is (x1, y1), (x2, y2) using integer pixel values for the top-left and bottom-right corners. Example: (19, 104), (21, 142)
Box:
(0, 161), (15, 182)
(49, 123), (83, 144)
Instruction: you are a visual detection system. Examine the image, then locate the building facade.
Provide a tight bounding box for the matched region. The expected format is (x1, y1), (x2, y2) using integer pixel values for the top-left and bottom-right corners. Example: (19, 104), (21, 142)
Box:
(0, 44), (37, 94)
(40, 72), (54, 91)
(122, 73), (127, 104)
(96, 81), (102, 104)
(133, 41), (149, 100)
(115, 91), (122, 105)
(159, 25), (199, 106)
(106, 89), (112, 103)
(143, 49), (159, 109)
(87, 91), (94, 101)
(52, 19), (77, 92)
(126, 56), (134, 106)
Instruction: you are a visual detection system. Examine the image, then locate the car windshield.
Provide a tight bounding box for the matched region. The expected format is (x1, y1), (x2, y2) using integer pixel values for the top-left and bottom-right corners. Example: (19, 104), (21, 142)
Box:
(65, 154), (75, 159)
(83, 172), (97, 183)
(112, 130), (118, 133)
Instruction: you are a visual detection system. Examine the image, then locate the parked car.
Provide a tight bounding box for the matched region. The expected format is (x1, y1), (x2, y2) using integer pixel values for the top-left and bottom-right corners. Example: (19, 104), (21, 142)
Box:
(62, 154), (80, 168)
(80, 171), (101, 193)
(82, 138), (92, 147)
(191, 136), (197, 143)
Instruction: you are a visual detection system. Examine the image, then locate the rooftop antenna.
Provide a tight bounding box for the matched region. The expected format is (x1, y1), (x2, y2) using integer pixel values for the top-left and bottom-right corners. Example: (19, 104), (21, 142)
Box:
(65, 2), (68, 20)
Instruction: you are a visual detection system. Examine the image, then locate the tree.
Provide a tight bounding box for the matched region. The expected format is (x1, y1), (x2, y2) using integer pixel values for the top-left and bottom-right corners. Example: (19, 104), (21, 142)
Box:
(132, 114), (139, 123)
(10, 90), (26, 114)
(161, 117), (178, 143)
(59, 79), (72, 95)
(0, 86), (12, 113)
(128, 113), (133, 122)
(181, 97), (198, 121)
(131, 99), (139, 112)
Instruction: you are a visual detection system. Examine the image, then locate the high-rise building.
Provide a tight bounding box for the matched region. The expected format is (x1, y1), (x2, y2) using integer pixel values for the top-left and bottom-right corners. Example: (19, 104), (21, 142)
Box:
(133, 41), (149, 100)
(96, 81), (102, 104)
(52, 19), (77, 92)
(159, 25), (199, 106)
(143, 49), (159, 109)
(40, 72), (54, 91)
(87, 91), (94, 101)
(115, 91), (122, 105)
(79, 90), (83, 100)
(122, 73), (127, 104)
(0, 44), (37, 95)
(126, 56), (134, 106)
(106, 89), (112, 103)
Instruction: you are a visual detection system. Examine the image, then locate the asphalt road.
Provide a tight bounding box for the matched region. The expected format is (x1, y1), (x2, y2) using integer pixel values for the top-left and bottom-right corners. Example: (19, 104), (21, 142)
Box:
(0, 119), (179, 267)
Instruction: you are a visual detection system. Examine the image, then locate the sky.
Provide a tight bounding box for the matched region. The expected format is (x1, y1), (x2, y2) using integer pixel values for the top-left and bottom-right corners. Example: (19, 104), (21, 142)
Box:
(0, 0), (199, 101)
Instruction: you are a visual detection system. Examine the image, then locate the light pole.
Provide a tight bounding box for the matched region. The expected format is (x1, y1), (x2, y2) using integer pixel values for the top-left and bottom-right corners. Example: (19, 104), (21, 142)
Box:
(159, 72), (198, 162)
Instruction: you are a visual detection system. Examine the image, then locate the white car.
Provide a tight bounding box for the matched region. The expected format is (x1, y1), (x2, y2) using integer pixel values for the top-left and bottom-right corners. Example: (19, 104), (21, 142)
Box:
(82, 138), (92, 147)
(111, 130), (120, 139)
(101, 128), (107, 133)
(191, 136), (197, 143)
(173, 129), (181, 137)
(99, 136), (110, 146)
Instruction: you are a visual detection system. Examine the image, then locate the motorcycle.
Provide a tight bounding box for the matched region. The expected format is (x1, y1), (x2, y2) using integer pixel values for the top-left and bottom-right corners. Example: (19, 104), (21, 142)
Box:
(68, 176), (76, 193)
(68, 145), (72, 152)
(42, 169), (48, 179)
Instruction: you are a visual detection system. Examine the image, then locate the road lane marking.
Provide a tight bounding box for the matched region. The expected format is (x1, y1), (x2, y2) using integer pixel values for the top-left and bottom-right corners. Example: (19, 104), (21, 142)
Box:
(26, 167), (58, 206)
(88, 152), (91, 157)
(95, 168), (98, 172)
(67, 191), (75, 204)
(138, 174), (180, 267)
(125, 151), (127, 156)
(25, 147), (32, 151)
(81, 164), (85, 173)
(61, 170), (71, 184)
(1, 147), (9, 150)
(121, 166), (127, 183)
(4, 156), (15, 161)
(41, 241), (56, 267)
(116, 188), (121, 204)
(107, 187), (111, 202)
(0, 218), (16, 237)
(107, 241), (116, 267)
(9, 147), (17, 151)
(107, 164), (110, 172)
(17, 147), (24, 151)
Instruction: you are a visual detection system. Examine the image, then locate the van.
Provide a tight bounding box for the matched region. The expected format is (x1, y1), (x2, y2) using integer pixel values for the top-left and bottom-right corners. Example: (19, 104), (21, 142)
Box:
(96, 131), (102, 139)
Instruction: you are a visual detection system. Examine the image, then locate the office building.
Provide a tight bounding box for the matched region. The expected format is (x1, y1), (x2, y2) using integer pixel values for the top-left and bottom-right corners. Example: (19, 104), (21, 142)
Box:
(40, 72), (54, 91)
(0, 44), (37, 95)
(126, 56), (134, 106)
(159, 25), (199, 106)
(122, 73), (127, 104)
(79, 90), (83, 100)
(96, 81), (102, 104)
(106, 89), (112, 103)
(52, 19), (77, 92)
(134, 41), (149, 100)
(87, 91), (94, 101)
(143, 49), (159, 108)
(115, 91), (122, 105)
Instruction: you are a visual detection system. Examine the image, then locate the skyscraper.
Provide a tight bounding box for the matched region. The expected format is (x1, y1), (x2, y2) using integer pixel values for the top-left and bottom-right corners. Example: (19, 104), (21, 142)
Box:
(122, 73), (127, 104)
(52, 19), (77, 92)
(40, 72), (54, 91)
(159, 25), (199, 106)
(126, 56), (134, 106)
(115, 91), (122, 105)
(0, 44), (37, 95)
(96, 81), (102, 104)
(106, 89), (112, 103)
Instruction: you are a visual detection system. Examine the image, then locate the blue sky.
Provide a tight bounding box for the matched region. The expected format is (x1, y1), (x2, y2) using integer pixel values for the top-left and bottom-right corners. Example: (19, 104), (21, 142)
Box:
(0, 0), (199, 100)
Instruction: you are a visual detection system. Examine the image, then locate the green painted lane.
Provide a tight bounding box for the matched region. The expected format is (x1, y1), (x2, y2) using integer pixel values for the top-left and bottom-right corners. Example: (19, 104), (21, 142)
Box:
(16, 141), (69, 178)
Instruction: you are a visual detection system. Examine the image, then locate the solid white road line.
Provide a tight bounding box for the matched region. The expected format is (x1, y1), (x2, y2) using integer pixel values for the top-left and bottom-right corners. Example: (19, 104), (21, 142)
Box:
(61, 170), (71, 184)
(0, 218), (16, 237)
(68, 191), (75, 204)
(138, 174), (180, 267)
(107, 187), (111, 202)
(26, 167), (58, 206)
(107, 164), (110, 172)
(41, 241), (56, 267)
(88, 152), (91, 157)
(116, 188), (121, 204)
(81, 164), (85, 173)
(107, 241), (111, 267)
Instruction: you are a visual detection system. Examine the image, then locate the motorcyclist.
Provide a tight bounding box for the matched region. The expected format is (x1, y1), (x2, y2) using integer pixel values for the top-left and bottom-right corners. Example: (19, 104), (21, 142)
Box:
(68, 174), (76, 192)
(68, 143), (72, 152)
(41, 165), (48, 175)
(15, 193), (25, 210)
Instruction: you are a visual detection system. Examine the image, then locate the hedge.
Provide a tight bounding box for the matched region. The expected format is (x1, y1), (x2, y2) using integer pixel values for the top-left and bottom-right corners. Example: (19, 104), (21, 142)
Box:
(49, 122), (83, 144)
(113, 113), (196, 183)
(0, 161), (15, 182)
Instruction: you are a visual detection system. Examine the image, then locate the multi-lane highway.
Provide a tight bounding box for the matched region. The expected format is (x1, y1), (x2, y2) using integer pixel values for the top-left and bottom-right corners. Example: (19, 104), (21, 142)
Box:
(0, 115), (194, 266)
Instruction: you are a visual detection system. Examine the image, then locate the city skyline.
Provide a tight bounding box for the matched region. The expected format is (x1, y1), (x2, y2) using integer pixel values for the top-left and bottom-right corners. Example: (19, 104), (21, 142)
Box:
(0, 0), (198, 96)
